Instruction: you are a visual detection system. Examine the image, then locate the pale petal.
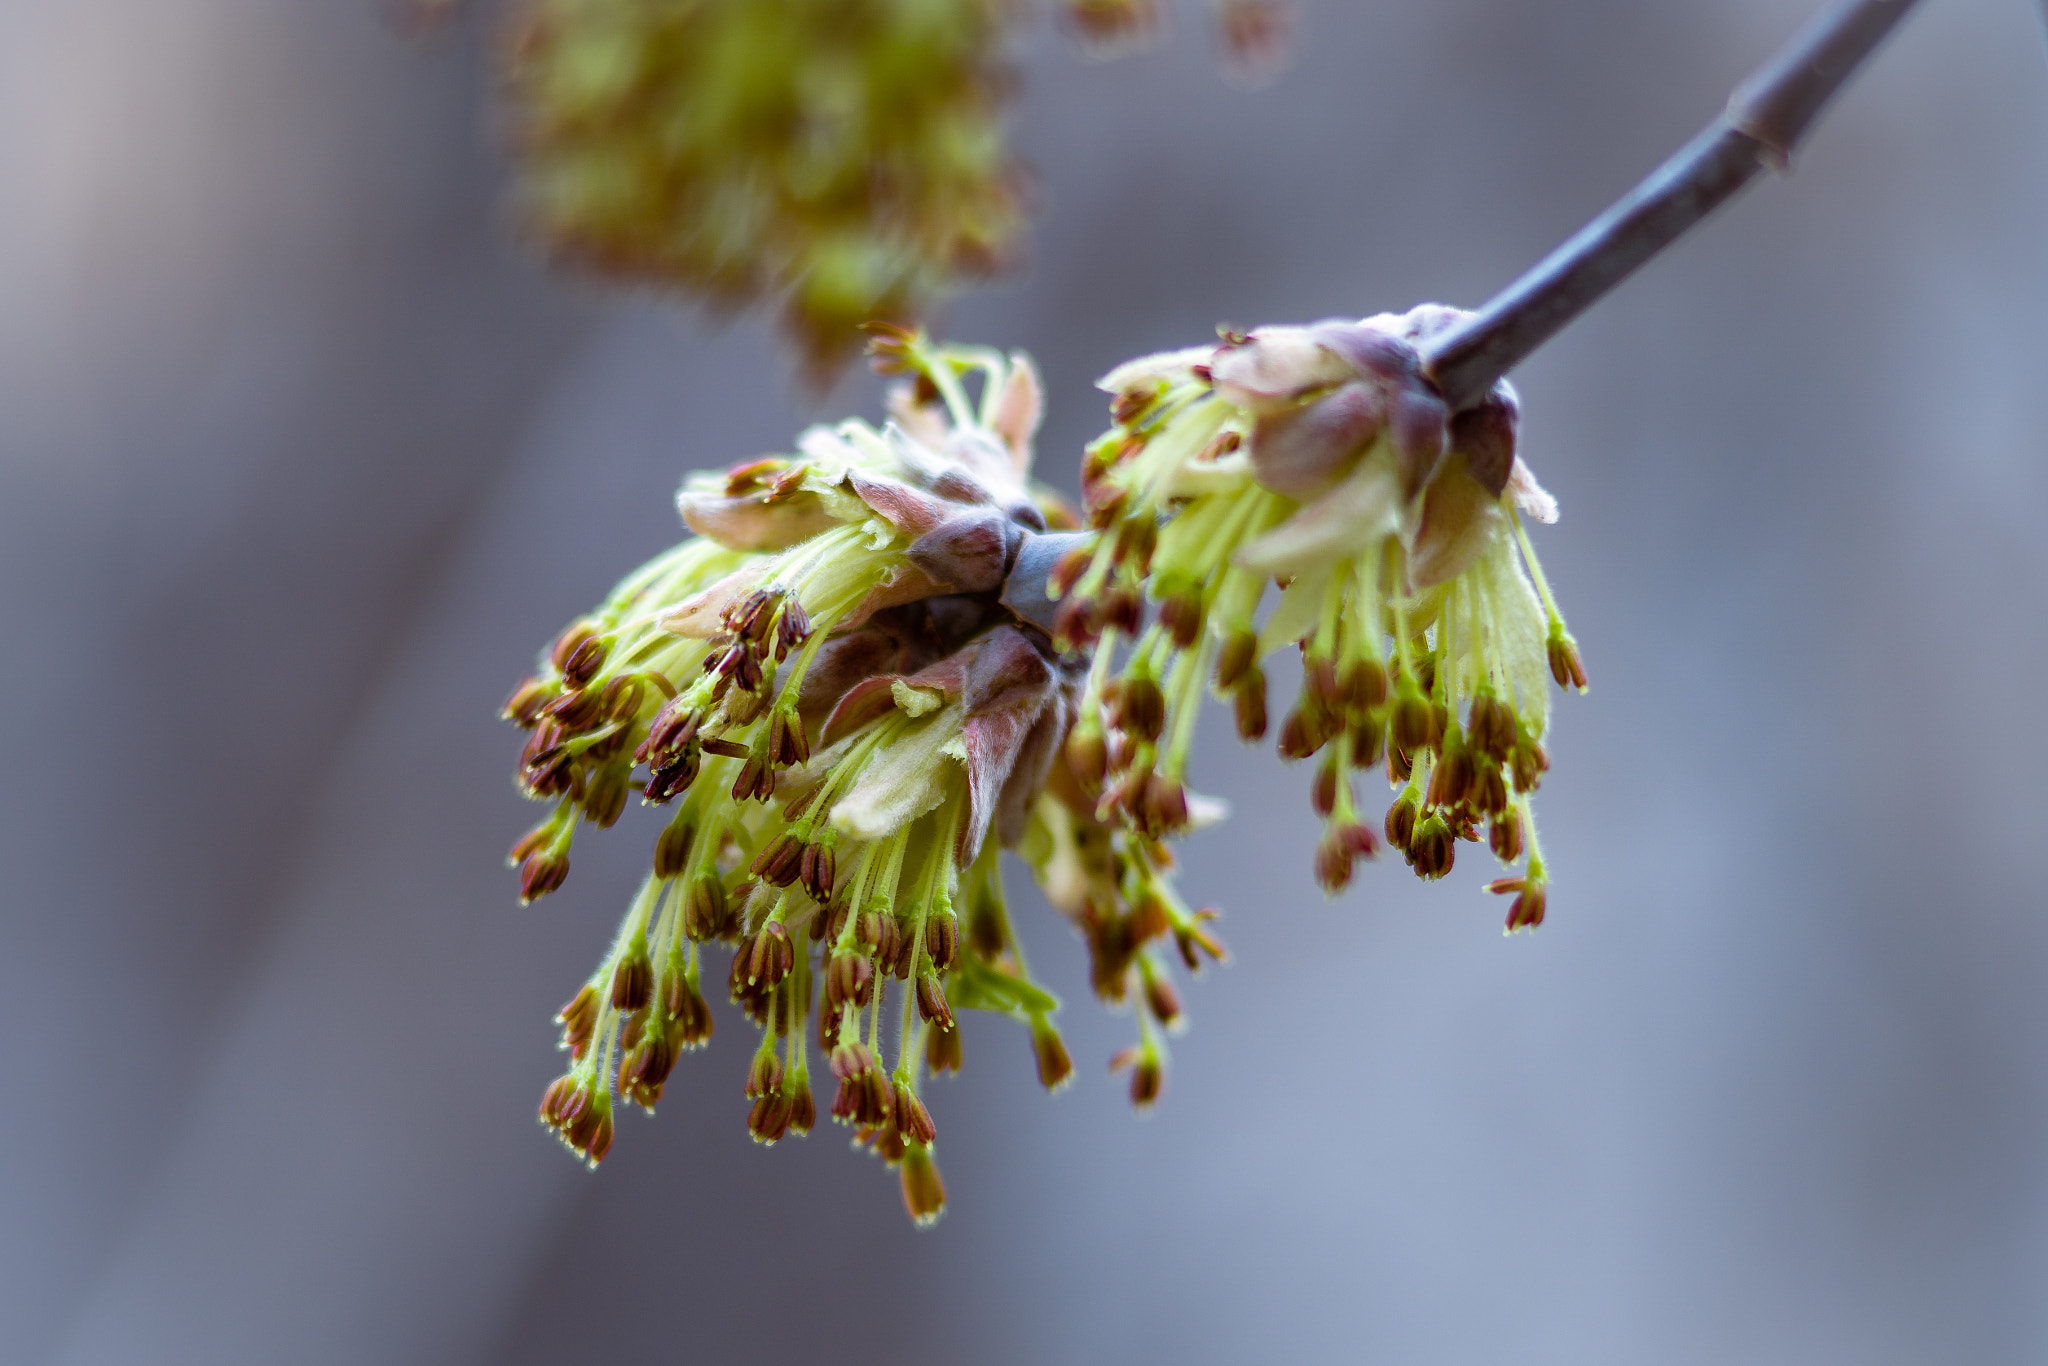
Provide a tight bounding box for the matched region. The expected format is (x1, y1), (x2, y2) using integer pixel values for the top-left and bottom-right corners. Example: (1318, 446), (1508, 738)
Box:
(1506, 457), (1559, 524)
(1236, 456), (1404, 580)
(1406, 464), (1505, 592)
(829, 706), (966, 841)
(659, 562), (768, 637)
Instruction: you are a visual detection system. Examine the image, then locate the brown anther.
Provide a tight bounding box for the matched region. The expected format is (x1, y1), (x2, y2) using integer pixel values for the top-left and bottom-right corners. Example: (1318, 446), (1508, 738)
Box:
(1127, 1052), (1164, 1108)
(900, 1146), (947, 1226)
(1141, 772), (1190, 835)
(1350, 715), (1386, 770)
(1143, 974), (1182, 1027)
(560, 634), (609, 690)
(1510, 741), (1550, 794)
(1159, 590), (1204, 650)
(769, 710), (810, 768)
(967, 899), (1005, 960)
(540, 687), (606, 733)
(799, 842), (837, 904)
(1506, 883), (1548, 932)
(1102, 586), (1145, 637)
(549, 621), (600, 675)
(744, 922), (795, 988)
(538, 1073), (582, 1127)
(1049, 543), (1094, 599)
(502, 677), (556, 728)
(1489, 807), (1526, 862)
(519, 849), (570, 902)
(601, 676), (643, 725)
(1170, 909), (1228, 972)
(748, 1093), (794, 1145)
(1391, 695), (1437, 754)
(1547, 633), (1588, 691)
(1304, 657), (1341, 713)
(788, 1078), (817, 1135)
(750, 832), (805, 887)
(1341, 658), (1390, 713)
(668, 977), (714, 1047)
(639, 700), (701, 760)
(1427, 745), (1474, 811)
(775, 600), (813, 658)
(555, 984), (600, 1059)
(896, 1083), (937, 1146)
(619, 1028), (678, 1109)
(610, 946), (653, 1011)
(1110, 384), (1157, 427)
(1277, 703), (1338, 761)
(644, 749), (702, 804)
(1311, 753), (1341, 817)
(745, 1050), (785, 1100)
(652, 821), (693, 880)
(1470, 764), (1509, 817)
(1234, 669), (1268, 741)
(1387, 745), (1413, 784)
(1129, 893), (1171, 946)
(926, 1021), (964, 1074)
(730, 754), (775, 803)
(1409, 817), (1455, 880)
(1384, 794), (1419, 853)
(1104, 730), (1139, 775)
(582, 765), (629, 828)
(1051, 597), (1099, 653)
(1117, 677), (1166, 743)
(915, 975), (954, 1031)
(1031, 1020), (1073, 1091)
(1315, 821), (1380, 893)
(826, 953), (875, 1012)
(1215, 631), (1258, 691)
(683, 874), (730, 941)
(699, 736), (750, 760)
(923, 911), (960, 971)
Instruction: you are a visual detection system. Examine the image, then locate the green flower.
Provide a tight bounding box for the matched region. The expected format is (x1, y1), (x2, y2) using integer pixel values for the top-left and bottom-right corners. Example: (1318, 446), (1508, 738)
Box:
(506, 332), (1212, 1222)
(1055, 304), (1583, 918)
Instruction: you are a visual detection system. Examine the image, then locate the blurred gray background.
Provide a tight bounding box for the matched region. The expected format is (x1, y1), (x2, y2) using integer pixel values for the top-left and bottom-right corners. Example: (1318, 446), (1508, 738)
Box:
(5, 1), (2048, 1362)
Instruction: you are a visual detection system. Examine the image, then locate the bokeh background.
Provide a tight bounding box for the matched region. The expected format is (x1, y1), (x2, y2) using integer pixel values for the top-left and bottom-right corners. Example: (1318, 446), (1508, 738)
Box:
(6, 1), (2048, 1362)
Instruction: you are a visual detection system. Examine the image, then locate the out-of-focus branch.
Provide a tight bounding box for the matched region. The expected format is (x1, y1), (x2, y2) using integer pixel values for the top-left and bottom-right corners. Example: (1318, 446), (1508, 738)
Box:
(1421, 0), (1926, 413)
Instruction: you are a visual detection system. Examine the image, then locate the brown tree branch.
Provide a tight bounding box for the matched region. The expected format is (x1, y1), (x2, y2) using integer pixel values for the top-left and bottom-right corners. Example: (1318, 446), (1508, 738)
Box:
(1420, 0), (1926, 413)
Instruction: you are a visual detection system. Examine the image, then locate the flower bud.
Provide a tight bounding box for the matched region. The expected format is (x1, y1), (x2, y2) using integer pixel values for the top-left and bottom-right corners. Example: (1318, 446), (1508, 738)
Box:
(1143, 974), (1182, 1028)
(748, 1093), (794, 1145)
(1340, 658), (1389, 713)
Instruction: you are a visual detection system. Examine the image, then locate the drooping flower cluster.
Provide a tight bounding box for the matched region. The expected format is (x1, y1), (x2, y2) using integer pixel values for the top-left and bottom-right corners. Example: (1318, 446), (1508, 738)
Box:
(499, 0), (1025, 379)
(1049, 305), (1585, 930)
(503, 309), (1584, 1226)
(505, 332), (1219, 1224)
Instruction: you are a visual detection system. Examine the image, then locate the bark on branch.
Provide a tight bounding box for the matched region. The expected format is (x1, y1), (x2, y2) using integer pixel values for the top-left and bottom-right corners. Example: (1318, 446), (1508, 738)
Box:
(1420, 0), (1926, 414)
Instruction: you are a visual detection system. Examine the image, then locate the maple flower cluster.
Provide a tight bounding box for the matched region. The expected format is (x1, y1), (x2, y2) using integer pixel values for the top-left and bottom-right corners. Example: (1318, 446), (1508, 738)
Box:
(502, 310), (1581, 1224)
(1050, 304), (1585, 929)
(504, 333), (1220, 1224)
